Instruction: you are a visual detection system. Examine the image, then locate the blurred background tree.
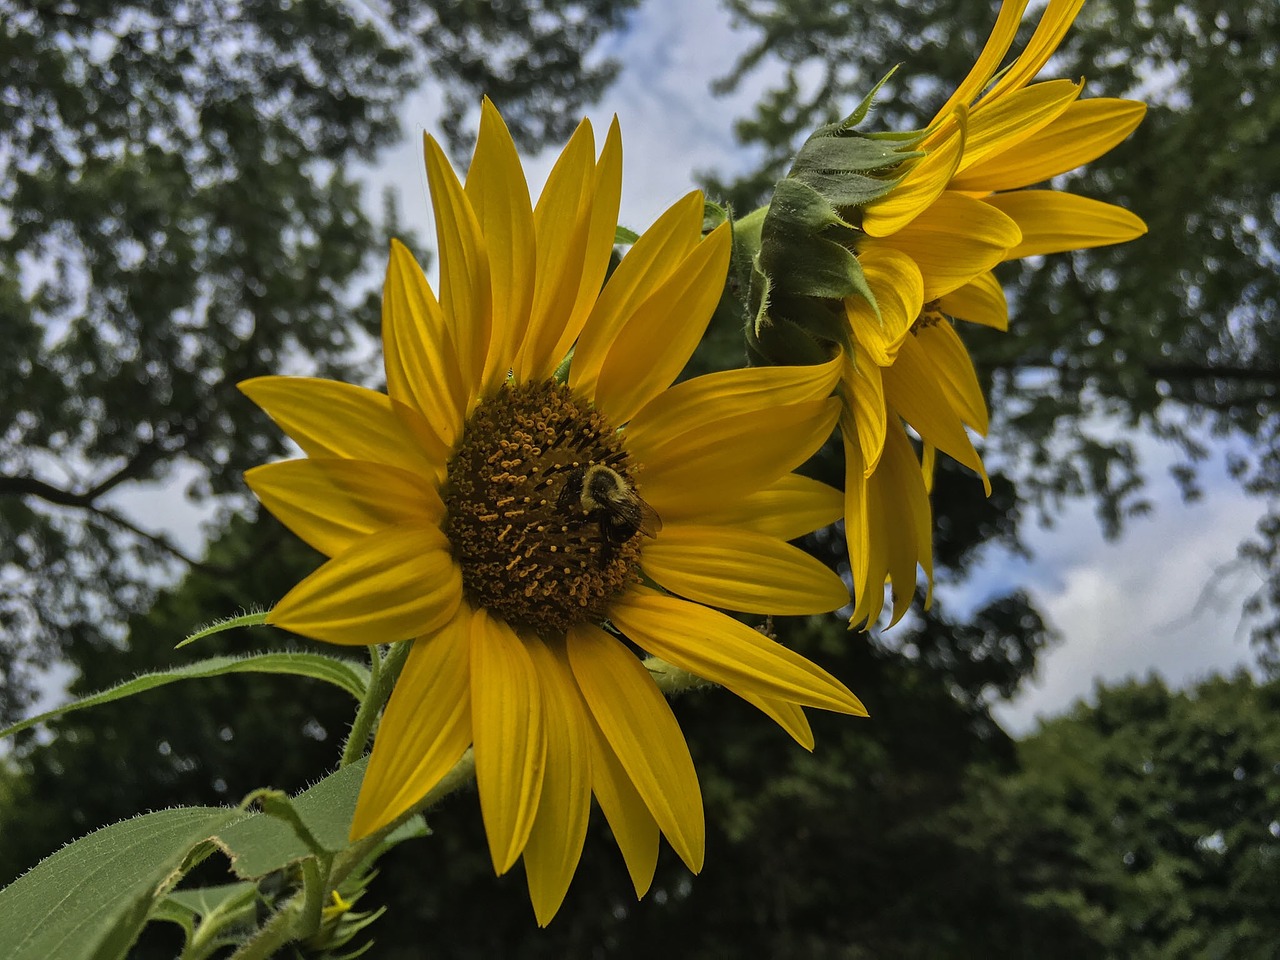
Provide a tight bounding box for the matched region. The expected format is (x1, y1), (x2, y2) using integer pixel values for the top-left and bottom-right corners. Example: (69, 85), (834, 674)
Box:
(3, 0), (1278, 956)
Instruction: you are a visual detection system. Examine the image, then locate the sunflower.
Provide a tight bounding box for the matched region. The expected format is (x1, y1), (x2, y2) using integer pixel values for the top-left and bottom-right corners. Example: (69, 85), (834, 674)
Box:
(241, 99), (866, 925)
(842, 0), (1148, 627)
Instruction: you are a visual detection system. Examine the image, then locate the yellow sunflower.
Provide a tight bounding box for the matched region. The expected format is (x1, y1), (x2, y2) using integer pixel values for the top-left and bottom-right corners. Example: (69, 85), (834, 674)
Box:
(241, 99), (866, 925)
(842, 0), (1148, 627)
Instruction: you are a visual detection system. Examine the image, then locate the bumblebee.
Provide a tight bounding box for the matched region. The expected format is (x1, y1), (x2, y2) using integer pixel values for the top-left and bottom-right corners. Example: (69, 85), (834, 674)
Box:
(557, 463), (661, 546)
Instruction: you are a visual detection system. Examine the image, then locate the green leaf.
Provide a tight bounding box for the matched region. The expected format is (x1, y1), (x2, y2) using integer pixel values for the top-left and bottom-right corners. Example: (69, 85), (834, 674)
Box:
(158, 882), (259, 960)
(613, 225), (639, 245)
(219, 759), (382, 879)
(0, 653), (371, 740)
(0, 807), (241, 960)
(176, 610), (270, 648)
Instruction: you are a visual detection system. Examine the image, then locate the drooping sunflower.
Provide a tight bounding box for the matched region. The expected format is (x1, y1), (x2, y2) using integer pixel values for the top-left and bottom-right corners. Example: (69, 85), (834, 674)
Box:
(842, 0), (1148, 627)
(241, 99), (866, 925)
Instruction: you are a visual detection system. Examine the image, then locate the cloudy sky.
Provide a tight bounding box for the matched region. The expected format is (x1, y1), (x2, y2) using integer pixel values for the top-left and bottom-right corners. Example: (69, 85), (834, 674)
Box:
(94, 0), (1269, 735)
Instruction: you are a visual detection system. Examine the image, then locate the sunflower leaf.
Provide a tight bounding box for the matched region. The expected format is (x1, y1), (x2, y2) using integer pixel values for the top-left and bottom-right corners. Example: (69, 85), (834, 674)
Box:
(0, 807), (242, 960)
(0, 653), (371, 740)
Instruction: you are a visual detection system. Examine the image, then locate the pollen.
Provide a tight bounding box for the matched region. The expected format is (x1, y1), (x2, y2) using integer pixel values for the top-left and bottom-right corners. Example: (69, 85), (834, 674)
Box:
(444, 380), (643, 635)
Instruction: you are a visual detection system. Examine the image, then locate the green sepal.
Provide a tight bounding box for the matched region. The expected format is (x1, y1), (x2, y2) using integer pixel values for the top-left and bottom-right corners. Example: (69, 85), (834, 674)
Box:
(613, 224), (639, 245)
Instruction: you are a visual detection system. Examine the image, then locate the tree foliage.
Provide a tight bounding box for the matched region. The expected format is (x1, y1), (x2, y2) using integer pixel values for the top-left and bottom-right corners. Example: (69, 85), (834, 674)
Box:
(0, 0), (638, 720)
(707, 0), (1280, 649)
(962, 672), (1280, 958)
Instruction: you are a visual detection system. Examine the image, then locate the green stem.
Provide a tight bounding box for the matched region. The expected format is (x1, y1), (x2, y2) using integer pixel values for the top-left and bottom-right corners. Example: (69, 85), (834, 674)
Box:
(228, 893), (303, 960)
(340, 642), (409, 767)
(734, 204), (769, 255)
(298, 855), (330, 935)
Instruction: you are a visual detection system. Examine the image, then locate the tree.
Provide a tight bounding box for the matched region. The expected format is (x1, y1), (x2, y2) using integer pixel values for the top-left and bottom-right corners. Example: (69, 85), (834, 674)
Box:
(706, 0), (1280, 650)
(0, 0), (638, 721)
(962, 672), (1280, 958)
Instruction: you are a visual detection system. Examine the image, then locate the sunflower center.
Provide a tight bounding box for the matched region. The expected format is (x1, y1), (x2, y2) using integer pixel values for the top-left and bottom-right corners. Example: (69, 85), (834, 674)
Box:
(443, 380), (644, 636)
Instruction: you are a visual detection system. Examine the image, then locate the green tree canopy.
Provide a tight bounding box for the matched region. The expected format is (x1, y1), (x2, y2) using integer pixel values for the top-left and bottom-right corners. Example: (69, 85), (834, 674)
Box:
(962, 672), (1280, 958)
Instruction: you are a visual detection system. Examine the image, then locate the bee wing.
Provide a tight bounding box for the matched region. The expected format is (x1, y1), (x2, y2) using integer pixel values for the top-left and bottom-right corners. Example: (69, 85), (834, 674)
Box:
(636, 498), (662, 539)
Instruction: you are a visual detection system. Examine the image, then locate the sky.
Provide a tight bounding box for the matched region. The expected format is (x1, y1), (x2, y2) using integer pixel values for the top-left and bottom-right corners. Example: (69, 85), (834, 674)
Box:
(87, 0), (1269, 736)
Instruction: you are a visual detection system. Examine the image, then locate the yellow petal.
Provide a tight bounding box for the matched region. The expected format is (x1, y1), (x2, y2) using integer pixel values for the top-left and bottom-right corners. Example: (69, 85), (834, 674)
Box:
(517, 119), (597, 382)
(550, 117), (624, 364)
(952, 98), (1147, 192)
(845, 246), (922, 366)
(862, 114), (965, 237)
(641, 524), (848, 615)
(957, 79), (1081, 174)
(696, 473), (843, 541)
(382, 241), (468, 448)
(877, 191), (1021, 300)
(985, 190), (1148, 259)
(611, 588), (867, 716)
(466, 99), (537, 391)
(267, 522), (462, 645)
(841, 427), (879, 625)
(349, 610), (473, 839)
(849, 425), (934, 628)
(470, 610), (546, 875)
(938, 272), (1008, 331)
(424, 134), (492, 402)
(570, 191), (703, 397)
(590, 221), (733, 425)
(567, 622), (704, 873)
(245, 458), (442, 558)
(925, 0), (1030, 138)
(737, 691), (814, 751)
(883, 334), (990, 491)
(239, 377), (447, 474)
(914, 321), (990, 434)
(522, 639), (592, 927)
(586, 713), (660, 898)
(842, 344), (888, 476)
(623, 354), (841, 454)
(632, 398), (840, 521)
(983, 0), (1087, 104)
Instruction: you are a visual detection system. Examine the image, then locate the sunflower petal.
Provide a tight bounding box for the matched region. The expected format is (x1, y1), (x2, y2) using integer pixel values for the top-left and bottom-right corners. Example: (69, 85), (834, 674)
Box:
(517, 119), (597, 382)
(245, 458), (443, 558)
(696, 474), (843, 541)
(587, 714), (660, 898)
(570, 191), (703, 397)
(267, 523), (462, 645)
(938, 272), (1008, 330)
(842, 344), (888, 476)
(382, 240), (468, 446)
(239, 377), (447, 474)
(846, 246), (924, 367)
(550, 117), (624, 364)
(632, 398), (840, 521)
(913, 321), (990, 434)
(466, 98), (536, 391)
(862, 114), (965, 237)
(522, 639), (592, 927)
(424, 134), (492, 402)
(611, 588), (867, 716)
(737, 691), (814, 751)
(926, 0), (1030, 136)
(349, 611), (473, 839)
(623, 355), (841, 454)
(470, 610), (546, 875)
(641, 525), (848, 615)
(985, 190), (1148, 258)
(984, 0), (1088, 104)
(957, 79), (1081, 174)
(883, 335), (990, 491)
(878, 191), (1021, 301)
(591, 222), (733, 425)
(567, 622), (704, 873)
(953, 98), (1147, 192)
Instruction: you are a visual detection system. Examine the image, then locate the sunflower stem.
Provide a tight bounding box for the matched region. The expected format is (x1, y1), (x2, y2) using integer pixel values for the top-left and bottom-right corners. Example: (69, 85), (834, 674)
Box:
(340, 642), (409, 767)
(229, 892), (303, 960)
(298, 854), (330, 938)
